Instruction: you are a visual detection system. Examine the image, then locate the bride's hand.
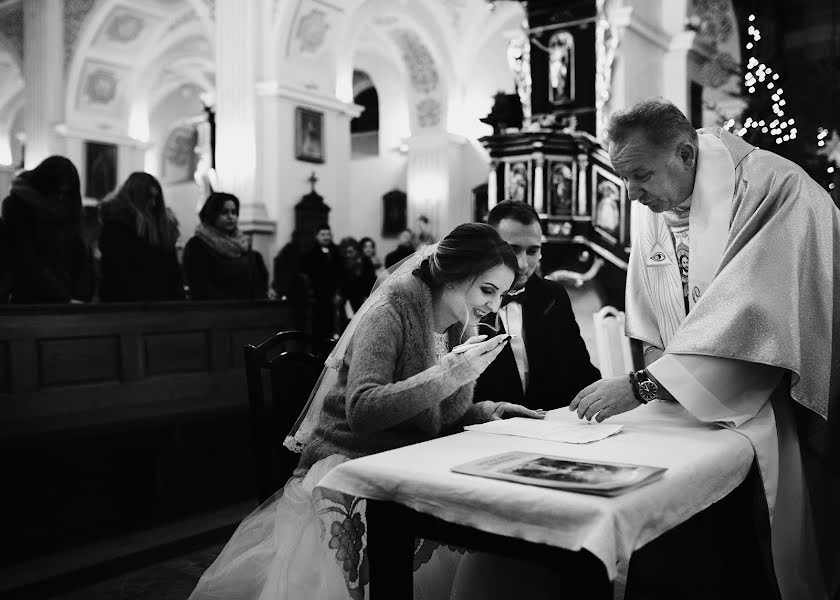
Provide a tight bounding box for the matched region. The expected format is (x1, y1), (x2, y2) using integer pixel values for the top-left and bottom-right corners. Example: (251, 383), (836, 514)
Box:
(458, 334), (509, 375)
(489, 402), (545, 420)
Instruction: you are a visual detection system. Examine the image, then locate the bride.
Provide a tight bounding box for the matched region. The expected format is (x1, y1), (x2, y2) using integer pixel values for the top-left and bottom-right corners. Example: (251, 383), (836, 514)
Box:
(189, 223), (543, 599)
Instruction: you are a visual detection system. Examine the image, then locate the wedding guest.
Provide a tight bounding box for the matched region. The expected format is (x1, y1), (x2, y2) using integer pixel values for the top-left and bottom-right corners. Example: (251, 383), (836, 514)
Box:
(416, 214), (436, 250)
(189, 223), (541, 600)
(183, 192), (268, 300)
(272, 230), (306, 303)
(359, 236), (384, 276)
(98, 172), (184, 302)
(337, 236), (376, 323)
(301, 223), (342, 339)
(384, 228), (415, 268)
(1, 155), (93, 303)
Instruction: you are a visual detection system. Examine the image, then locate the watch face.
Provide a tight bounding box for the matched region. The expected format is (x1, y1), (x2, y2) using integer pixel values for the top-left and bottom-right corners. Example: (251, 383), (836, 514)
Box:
(638, 380), (658, 400)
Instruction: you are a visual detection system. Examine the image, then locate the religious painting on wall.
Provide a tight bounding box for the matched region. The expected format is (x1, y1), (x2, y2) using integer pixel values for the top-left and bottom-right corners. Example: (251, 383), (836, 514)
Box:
(161, 123), (199, 184)
(85, 141), (117, 201)
(505, 160), (530, 203)
(548, 30), (574, 105)
(548, 160), (575, 216)
(295, 107), (324, 163)
(382, 189), (407, 237)
(591, 165), (625, 245)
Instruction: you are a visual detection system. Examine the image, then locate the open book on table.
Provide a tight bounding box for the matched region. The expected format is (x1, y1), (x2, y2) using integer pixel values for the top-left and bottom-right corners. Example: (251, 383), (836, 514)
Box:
(452, 451), (666, 496)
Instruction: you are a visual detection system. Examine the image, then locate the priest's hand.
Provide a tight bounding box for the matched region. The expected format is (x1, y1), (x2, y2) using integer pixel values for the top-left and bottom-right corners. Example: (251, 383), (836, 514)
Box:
(568, 376), (641, 422)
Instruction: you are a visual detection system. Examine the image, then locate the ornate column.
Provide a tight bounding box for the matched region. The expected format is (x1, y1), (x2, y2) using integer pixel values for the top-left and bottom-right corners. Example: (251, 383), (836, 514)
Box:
(487, 159), (499, 210)
(533, 155), (545, 213)
(23, 0), (65, 167)
(214, 0), (275, 254)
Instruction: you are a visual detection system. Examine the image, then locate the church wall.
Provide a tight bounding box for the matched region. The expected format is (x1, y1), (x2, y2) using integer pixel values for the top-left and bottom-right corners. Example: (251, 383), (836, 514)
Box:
(343, 51), (408, 252)
(148, 84), (207, 247)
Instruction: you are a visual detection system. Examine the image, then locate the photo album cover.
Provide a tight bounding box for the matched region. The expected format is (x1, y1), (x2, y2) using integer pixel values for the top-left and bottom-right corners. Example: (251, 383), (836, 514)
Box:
(452, 451), (666, 496)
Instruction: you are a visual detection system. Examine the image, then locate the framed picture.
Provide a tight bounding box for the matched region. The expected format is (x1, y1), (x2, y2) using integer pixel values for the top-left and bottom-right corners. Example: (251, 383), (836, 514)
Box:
(547, 158), (576, 216)
(382, 189), (407, 237)
(84, 141), (117, 201)
(295, 107), (324, 163)
(503, 159), (531, 203)
(591, 164), (626, 245)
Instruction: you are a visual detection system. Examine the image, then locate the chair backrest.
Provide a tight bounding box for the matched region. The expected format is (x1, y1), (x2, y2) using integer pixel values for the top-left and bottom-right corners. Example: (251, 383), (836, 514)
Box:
(592, 306), (634, 378)
(244, 330), (335, 503)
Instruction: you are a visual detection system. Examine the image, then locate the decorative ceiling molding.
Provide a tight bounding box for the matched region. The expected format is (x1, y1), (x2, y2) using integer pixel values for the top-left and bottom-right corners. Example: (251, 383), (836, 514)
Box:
(104, 12), (145, 43)
(166, 9), (198, 34)
(416, 97), (441, 128)
(389, 29), (439, 94)
(64, 0), (97, 67)
(296, 8), (330, 53)
(692, 0), (734, 47)
(0, 1), (23, 61)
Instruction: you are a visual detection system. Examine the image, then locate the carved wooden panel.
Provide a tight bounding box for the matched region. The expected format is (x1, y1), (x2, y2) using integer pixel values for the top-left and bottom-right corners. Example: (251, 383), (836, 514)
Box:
(38, 336), (120, 387)
(144, 331), (209, 375)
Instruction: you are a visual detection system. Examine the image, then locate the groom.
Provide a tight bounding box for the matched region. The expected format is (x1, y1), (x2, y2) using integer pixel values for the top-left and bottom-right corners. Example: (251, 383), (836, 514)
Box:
(475, 200), (600, 409)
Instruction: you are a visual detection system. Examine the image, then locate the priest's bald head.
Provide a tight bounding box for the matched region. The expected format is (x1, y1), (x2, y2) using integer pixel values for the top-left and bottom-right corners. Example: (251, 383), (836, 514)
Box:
(606, 98), (699, 213)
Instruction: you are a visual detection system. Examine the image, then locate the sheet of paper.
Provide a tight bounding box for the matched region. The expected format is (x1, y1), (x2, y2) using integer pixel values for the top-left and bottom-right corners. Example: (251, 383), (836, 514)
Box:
(463, 417), (623, 444)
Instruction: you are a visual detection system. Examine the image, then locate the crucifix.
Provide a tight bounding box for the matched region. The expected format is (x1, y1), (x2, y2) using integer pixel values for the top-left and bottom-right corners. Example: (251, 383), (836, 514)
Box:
(308, 171), (319, 193)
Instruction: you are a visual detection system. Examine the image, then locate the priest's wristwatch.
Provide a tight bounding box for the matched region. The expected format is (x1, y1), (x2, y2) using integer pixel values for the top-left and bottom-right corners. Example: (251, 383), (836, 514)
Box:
(630, 369), (660, 404)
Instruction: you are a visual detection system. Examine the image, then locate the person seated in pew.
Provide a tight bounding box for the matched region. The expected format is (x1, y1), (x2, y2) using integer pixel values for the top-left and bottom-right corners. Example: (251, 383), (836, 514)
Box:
(183, 192), (268, 300)
(476, 200), (600, 410)
(189, 223), (543, 600)
(570, 97), (840, 599)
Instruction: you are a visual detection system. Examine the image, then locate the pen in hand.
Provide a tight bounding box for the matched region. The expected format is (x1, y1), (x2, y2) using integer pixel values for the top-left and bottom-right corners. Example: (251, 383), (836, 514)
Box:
(451, 334), (517, 354)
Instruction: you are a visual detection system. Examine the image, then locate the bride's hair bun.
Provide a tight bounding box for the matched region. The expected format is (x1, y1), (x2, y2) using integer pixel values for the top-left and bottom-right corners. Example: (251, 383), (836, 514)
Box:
(411, 223), (518, 289)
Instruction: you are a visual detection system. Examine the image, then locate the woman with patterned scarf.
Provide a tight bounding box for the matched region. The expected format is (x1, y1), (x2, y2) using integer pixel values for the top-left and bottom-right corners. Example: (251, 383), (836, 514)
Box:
(183, 192), (268, 300)
(99, 172), (184, 302)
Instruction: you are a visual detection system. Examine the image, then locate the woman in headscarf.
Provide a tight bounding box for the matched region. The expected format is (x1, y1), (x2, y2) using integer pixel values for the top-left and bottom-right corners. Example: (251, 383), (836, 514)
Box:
(98, 172), (184, 302)
(182, 192), (268, 300)
(1, 156), (93, 303)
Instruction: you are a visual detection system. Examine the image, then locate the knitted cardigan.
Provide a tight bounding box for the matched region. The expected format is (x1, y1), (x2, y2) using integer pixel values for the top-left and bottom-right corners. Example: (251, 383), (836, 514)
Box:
(297, 272), (489, 474)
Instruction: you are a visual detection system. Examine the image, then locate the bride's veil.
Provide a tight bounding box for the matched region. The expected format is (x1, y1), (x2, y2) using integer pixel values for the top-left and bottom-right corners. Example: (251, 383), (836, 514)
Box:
(284, 243), (439, 452)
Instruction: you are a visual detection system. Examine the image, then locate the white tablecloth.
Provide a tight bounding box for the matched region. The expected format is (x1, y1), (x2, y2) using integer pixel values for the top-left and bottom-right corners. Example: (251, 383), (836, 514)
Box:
(316, 401), (755, 579)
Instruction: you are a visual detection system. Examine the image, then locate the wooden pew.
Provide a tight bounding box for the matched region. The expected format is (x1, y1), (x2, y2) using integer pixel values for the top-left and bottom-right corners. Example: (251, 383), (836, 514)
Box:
(0, 300), (299, 594)
(0, 300), (295, 439)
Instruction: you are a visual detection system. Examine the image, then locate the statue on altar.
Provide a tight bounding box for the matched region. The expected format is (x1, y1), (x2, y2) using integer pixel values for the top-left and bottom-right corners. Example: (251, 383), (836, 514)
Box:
(548, 31), (574, 105)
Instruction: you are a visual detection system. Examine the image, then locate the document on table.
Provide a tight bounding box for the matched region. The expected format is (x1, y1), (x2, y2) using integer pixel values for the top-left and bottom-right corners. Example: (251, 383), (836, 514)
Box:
(463, 416), (623, 444)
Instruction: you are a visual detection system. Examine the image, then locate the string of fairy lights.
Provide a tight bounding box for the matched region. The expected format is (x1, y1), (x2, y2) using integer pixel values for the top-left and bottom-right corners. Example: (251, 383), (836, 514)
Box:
(724, 14), (838, 192)
(724, 14), (797, 145)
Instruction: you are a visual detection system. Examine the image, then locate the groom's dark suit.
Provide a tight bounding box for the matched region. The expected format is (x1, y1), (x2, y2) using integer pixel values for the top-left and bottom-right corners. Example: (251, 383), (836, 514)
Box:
(474, 274), (600, 409)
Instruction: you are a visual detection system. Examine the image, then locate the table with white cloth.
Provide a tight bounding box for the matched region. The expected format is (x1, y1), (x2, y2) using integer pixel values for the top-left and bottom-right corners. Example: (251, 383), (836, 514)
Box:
(317, 401), (762, 599)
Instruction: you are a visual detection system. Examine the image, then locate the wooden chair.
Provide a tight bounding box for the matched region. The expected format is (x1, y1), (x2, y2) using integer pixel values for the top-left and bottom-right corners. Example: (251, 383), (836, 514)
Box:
(592, 306), (634, 378)
(244, 330), (335, 504)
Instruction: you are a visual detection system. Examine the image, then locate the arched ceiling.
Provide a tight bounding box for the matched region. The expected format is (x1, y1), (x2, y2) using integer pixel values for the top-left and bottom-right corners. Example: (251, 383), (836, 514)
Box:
(66, 0), (215, 134)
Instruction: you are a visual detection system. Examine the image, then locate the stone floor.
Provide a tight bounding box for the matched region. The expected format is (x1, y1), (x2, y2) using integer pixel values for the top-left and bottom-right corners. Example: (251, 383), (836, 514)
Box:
(46, 544), (224, 600)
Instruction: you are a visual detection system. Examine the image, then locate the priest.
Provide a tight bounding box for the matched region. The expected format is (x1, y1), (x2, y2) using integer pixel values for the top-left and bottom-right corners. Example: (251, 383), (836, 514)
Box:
(570, 97), (839, 599)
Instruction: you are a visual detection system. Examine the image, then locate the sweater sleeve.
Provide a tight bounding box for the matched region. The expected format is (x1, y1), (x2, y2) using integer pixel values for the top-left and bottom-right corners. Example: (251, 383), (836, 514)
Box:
(344, 303), (481, 434)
